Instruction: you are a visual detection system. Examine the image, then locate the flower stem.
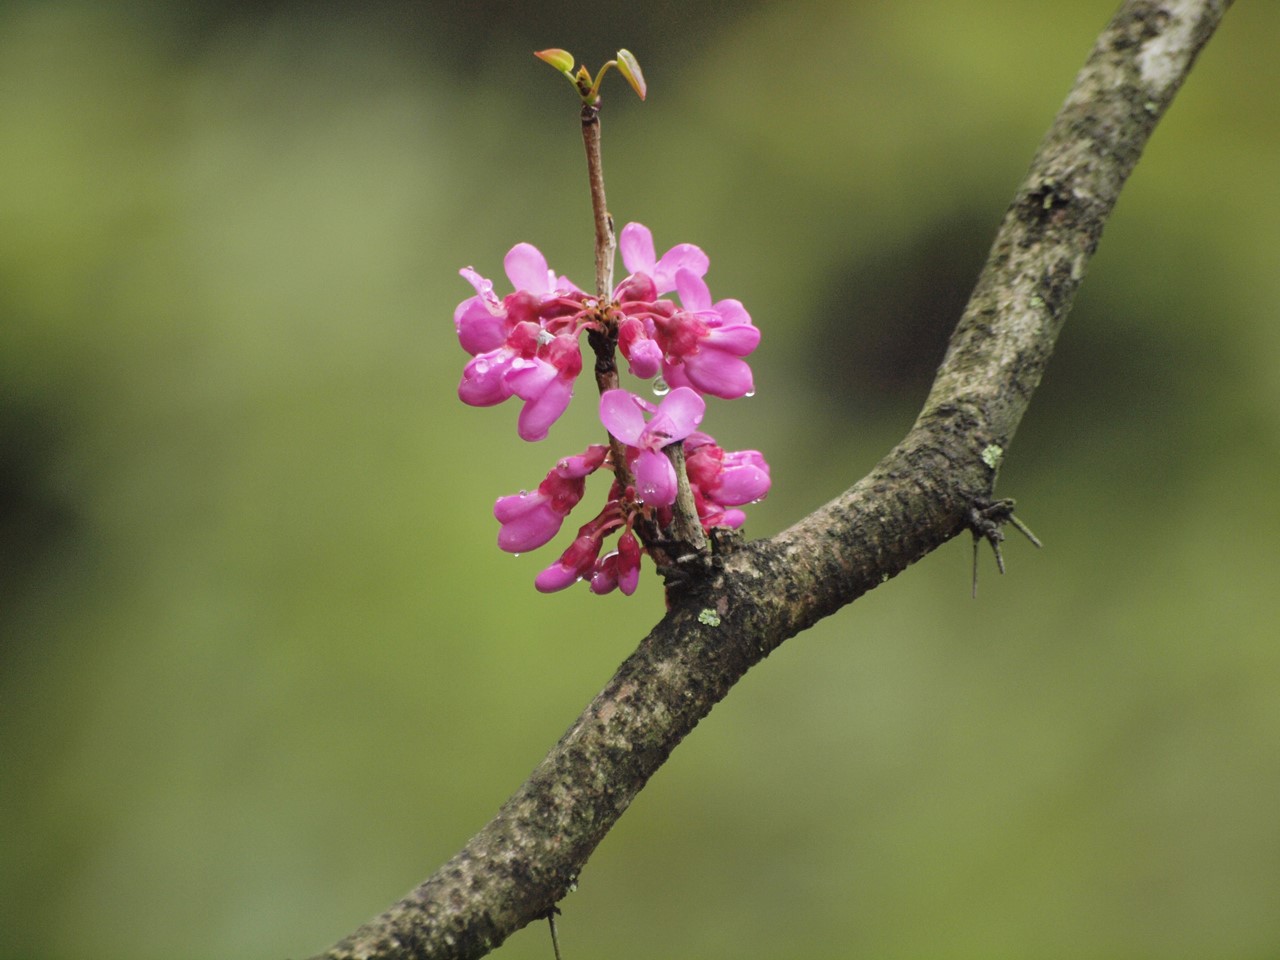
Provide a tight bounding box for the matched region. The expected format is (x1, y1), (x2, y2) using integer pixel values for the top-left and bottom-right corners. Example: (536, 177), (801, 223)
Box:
(581, 102), (615, 301)
(664, 441), (707, 556)
(581, 102), (632, 487)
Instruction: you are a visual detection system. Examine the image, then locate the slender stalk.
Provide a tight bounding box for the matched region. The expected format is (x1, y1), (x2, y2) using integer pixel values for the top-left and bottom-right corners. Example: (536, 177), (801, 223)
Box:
(664, 441), (707, 556)
(581, 102), (615, 302)
(579, 101), (633, 487)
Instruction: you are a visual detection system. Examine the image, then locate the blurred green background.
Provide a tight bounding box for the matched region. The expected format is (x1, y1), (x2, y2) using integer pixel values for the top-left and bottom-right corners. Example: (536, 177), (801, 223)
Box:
(2, 1), (1278, 958)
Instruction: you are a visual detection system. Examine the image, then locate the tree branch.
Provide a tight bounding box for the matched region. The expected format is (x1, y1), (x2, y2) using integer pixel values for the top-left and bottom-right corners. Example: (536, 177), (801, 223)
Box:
(309, 2), (1232, 957)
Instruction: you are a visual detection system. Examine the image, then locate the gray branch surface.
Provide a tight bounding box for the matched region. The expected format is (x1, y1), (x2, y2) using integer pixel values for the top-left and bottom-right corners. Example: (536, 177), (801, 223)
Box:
(309, 2), (1231, 957)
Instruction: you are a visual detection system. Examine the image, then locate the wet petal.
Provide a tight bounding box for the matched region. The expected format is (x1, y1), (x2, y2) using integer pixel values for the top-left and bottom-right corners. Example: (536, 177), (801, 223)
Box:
(624, 336), (663, 380)
(494, 492), (563, 552)
(651, 386), (706, 441)
(505, 356), (557, 400)
(454, 296), (509, 355)
(632, 448), (676, 505)
(599, 389), (647, 445)
(458, 350), (514, 406)
(515, 375), (573, 442)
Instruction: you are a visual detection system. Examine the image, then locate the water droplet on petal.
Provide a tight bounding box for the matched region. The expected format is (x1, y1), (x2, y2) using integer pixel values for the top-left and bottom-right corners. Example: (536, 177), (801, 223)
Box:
(745, 389), (756, 398)
(513, 553), (521, 558)
(519, 489), (528, 497)
(652, 377), (670, 397)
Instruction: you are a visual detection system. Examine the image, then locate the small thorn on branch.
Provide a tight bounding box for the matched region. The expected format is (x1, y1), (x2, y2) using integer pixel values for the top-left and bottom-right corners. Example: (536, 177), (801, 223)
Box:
(968, 497), (1042, 597)
(542, 905), (564, 960)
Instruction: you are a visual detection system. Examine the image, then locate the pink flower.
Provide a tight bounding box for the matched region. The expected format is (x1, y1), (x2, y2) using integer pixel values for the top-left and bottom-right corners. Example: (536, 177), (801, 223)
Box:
(683, 432), (771, 530)
(655, 270), (760, 400)
(599, 387), (706, 505)
(453, 225), (770, 597)
(685, 434), (771, 506)
(458, 321), (536, 407)
(533, 505), (620, 593)
(616, 315), (664, 380)
(535, 531), (605, 592)
(455, 244), (590, 440)
(590, 530), (642, 596)
(617, 222), (709, 296)
(457, 321), (583, 442)
(505, 333), (583, 442)
(493, 445), (607, 553)
(455, 244), (584, 355)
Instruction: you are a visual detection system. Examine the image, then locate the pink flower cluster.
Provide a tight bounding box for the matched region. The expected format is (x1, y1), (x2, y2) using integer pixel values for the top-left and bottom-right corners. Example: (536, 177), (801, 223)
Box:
(454, 223), (769, 594)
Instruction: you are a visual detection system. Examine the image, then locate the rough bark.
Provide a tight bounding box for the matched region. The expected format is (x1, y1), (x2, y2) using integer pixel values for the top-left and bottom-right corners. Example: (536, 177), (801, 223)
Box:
(309, 2), (1232, 957)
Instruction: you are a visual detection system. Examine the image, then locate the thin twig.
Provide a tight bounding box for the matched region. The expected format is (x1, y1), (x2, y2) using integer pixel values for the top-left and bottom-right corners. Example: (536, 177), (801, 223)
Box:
(581, 103), (615, 303)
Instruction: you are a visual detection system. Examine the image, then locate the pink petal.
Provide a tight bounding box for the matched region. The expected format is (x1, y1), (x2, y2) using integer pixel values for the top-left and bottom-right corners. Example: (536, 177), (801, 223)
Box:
(459, 266), (497, 304)
(659, 362), (692, 393)
(504, 243), (554, 296)
(454, 296), (508, 355)
(711, 298), (751, 328)
(535, 534), (602, 591)
(617, 563), (640, 596)
(589, 559), (619, 595)
(619, 222), (655, 275)
(712, 453), (770, 505)
(706, 323), (761, 356)
(554, 445), (608, 479)
(653, 243), (709, 293)
(516, 375), (574, 442)
(494, 493), (563, 552)
(674, 269), (712, 312)
(613, 272), (658, 304)
(458, 351), (515, 406)
(716, 508), (747, 528)
(633, 448), (676, 505)
(624, 337), (663, 380)
(535, 561), (581, 593)
(599, 389), (647, 445)
(684, 352), (754, 400)
(650, 386), (706, 442)
(616, 532), (641, 595)
(505, 356), (557, 400)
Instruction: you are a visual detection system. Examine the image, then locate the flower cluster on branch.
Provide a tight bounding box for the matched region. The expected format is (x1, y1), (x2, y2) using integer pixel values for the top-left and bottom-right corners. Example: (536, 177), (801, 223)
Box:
(453, 223), (770, 594)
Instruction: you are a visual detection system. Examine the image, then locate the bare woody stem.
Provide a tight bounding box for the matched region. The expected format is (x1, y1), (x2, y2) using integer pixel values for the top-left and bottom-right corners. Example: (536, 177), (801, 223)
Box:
(581, 102), (615, 302)
(663, 440), (707, 557)
(309, 3), (1233, 958)
(579, 101), (634, 486)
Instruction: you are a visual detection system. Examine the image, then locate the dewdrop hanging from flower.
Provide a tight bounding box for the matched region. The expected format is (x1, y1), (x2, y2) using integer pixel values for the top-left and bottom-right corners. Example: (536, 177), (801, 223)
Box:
(449, 49), (770, 595)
